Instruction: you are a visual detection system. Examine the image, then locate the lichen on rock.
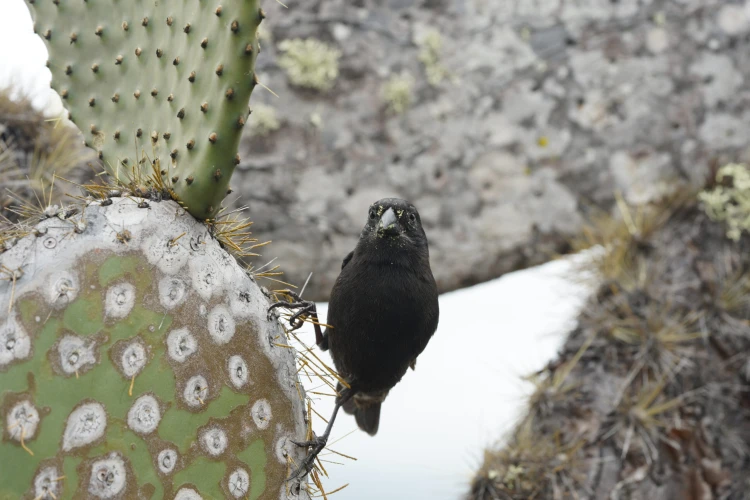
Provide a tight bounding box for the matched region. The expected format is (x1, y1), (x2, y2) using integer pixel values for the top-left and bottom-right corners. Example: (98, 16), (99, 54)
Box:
(277, 38), (341, 91)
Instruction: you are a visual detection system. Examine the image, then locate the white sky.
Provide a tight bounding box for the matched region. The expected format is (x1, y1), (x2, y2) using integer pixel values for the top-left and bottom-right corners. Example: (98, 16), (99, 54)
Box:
(0, 0), (64, 114)
(0, 2), (593, 499)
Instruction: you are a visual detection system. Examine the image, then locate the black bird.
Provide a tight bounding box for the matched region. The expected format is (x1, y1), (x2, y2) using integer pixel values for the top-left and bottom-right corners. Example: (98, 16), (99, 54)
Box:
(269, 197), (439, 478)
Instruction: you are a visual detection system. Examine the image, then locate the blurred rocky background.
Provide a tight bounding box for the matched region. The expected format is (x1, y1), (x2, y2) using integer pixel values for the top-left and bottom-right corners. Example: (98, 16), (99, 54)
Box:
(234, 0), (750, 299)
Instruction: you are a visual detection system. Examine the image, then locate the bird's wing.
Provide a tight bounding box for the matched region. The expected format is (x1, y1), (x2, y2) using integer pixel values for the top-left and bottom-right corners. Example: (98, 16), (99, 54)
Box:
(341, 250), (354, 270)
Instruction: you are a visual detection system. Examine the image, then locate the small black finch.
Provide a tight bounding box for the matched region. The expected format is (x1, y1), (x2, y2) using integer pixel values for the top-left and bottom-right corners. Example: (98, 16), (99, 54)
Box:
(326, 198), (440, 434)
(270, 197), (439, 478)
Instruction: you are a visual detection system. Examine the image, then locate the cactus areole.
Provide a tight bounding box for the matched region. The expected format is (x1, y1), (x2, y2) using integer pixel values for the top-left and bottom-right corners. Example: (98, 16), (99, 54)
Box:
(25, 0), (263, 220)
(0, 199), (309, 499)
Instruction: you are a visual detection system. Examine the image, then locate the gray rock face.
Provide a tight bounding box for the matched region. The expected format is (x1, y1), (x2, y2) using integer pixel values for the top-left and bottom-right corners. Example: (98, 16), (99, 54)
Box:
(234, 0), (750, 300)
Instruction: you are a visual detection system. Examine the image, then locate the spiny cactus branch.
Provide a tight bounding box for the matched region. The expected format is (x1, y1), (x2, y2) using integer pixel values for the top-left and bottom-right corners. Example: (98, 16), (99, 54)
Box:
(26, 0), (264, 219)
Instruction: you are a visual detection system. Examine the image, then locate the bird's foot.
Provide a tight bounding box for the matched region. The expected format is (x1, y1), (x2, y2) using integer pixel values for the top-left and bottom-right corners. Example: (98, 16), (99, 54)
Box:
(267, 290), (317, 331)
(291, 435), (328, 449)
(286, 390), (353, 480)
(287, 435), (328, 481)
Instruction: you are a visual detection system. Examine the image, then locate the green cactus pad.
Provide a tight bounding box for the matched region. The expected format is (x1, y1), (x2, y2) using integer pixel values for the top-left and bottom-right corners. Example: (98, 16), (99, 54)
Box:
(0, 199), (309, 499)
(25, 0), (264, 219)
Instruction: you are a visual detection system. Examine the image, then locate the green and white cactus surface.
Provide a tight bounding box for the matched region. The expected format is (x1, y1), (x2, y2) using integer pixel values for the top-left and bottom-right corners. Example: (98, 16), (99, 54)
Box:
(0, 1), (314, 498)
(0, 199), (309, 500)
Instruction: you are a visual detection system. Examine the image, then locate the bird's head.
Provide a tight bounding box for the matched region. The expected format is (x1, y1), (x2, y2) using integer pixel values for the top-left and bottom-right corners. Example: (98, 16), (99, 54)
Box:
(356, 198), (430, 264)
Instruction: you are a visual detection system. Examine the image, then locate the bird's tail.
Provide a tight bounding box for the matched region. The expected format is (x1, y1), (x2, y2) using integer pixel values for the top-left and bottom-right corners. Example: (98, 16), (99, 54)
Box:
(338, 383), (383, 436)
(353, 403), (381, 436)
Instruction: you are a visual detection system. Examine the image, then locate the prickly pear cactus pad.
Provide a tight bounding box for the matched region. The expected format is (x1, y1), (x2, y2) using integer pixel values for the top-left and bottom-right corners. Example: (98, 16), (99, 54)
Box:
(0, 198), (309, 500)
(25, 0), (264, 219)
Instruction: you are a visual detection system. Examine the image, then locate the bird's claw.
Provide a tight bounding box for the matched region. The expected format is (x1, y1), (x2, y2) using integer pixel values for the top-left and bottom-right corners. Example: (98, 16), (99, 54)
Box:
(291, 435), (327, 448)
(267, 290), (317, 331)
(287, 435), (328, 481)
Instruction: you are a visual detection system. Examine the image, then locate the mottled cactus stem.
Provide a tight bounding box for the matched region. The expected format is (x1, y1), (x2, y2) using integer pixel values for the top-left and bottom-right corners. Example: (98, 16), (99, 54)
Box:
(0, 198), (309, 500)
(26, 0), (264, 219)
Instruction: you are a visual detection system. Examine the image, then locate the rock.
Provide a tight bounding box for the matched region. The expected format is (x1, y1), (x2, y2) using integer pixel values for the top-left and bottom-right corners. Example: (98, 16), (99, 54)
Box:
(699, 114), (750, 150)
(610, 151), (676, 205)
(717, 4), (749, 35)
(646, 28), (669, 54)
(689, 54), (744, 109)
(230, 0), (750, 300)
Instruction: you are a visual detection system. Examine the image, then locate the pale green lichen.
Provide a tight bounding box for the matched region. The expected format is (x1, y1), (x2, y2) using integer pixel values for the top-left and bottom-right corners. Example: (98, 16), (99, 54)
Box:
(699, 163), (750, 240)
(503, 465), (526, 488)
(309, 111), (323, 129)
(416, 29), (450, 87)
(382, 73), (415, 115)
(277, 38), (341, 91)
(249, 104), (280, 137)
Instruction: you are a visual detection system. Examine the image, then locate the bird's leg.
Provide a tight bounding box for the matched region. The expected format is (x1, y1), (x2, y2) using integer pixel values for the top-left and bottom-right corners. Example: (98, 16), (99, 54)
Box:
(267, 290), (327, 348)
(288, 388), (354, 480)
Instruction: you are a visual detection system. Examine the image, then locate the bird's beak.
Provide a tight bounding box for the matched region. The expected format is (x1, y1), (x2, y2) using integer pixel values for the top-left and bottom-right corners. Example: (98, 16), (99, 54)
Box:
(378, 208), (400, 236)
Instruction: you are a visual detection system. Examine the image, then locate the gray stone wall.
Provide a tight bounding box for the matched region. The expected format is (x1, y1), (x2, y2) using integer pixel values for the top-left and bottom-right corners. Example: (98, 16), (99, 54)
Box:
(234, 0), (750, 300)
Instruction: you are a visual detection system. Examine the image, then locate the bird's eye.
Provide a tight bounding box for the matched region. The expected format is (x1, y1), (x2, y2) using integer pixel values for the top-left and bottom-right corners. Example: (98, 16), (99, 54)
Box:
(369, 210), (377, 220)
(409, 213), (416, 222)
